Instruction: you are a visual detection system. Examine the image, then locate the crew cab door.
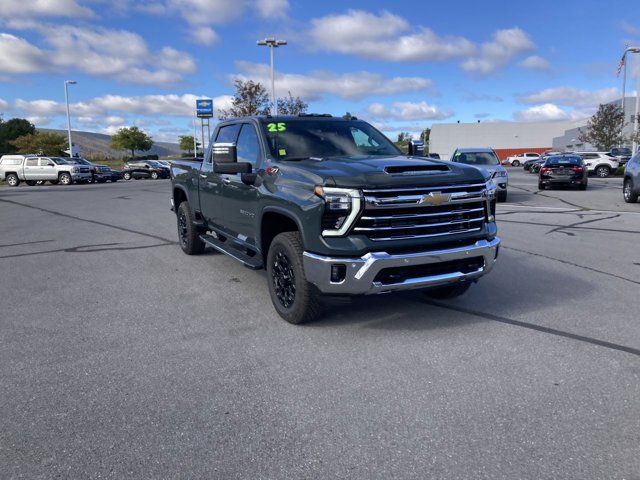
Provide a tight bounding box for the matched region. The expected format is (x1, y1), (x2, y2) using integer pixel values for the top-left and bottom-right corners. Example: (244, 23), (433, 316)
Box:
(199, 123), (241, 230)
(39, 158), (58, 180)
(220, 123), (262, 246)
(23, 157), (41, 180)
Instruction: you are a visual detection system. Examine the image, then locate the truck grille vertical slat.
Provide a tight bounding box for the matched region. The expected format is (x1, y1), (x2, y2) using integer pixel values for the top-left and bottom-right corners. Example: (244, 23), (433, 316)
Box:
(356, 183), (487, 241)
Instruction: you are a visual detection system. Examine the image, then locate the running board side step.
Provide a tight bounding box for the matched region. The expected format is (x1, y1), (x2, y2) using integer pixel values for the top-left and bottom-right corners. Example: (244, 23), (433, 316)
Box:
(199, 234), (263, 270)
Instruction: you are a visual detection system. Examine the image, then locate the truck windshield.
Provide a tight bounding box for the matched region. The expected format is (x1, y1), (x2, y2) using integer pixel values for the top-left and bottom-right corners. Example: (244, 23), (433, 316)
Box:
(260, 120), (400, 160)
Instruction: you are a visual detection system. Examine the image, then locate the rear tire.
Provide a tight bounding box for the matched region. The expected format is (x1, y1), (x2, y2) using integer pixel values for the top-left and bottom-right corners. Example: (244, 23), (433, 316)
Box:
(267, 231), (322, 325)
(151, 171), (159, 180)
(423, 281), (472, 299)
(579, 183), (588, 191)
(511, 160), (520, 167)
(623, 178), (638, 203)
(6, 173), (20, 187)
(595, 165), (610, 178)
(538, 182), (546, 190)
(176, 201), (206, 255)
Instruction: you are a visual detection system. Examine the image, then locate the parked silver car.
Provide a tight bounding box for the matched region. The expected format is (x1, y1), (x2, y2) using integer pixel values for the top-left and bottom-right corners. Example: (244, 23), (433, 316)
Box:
(0, 154), (92, 186)
(450, 148), (508, 202)
(623, 151), (640, 203)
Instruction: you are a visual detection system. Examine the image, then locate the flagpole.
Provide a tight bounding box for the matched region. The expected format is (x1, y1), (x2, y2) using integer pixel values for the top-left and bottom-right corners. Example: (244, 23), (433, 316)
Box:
(622, 53), (627, 114)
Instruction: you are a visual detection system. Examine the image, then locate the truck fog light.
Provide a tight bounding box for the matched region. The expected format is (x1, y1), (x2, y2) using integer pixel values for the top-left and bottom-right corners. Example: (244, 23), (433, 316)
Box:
(331, 264), (346, 283)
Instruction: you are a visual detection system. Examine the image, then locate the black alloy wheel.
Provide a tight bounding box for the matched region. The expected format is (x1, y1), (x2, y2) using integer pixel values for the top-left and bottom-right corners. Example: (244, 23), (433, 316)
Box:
(272, 250), (296, 309)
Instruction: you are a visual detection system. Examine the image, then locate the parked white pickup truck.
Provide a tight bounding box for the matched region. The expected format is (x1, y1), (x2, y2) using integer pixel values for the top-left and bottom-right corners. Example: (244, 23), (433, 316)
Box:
(0, 155), (92, 186)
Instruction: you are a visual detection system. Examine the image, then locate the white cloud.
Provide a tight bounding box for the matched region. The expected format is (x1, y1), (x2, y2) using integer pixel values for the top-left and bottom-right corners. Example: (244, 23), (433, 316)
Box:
(232, 61), (433, 100)
(520, 55), (550, 71)
(366, 101), (452, 121)
(189, 26), (219, 46)
(462, 28), (535, 74)
(0, 98), (8, 110)
(518, 87), (619, 107)
(620, 21), (639, 36)
(309, 10), (475, 62)
(0, 25), (196, 86)
(254, 0), (289, 18)
(167, 0), (244, 25)
(0, 0), (93, 19)
(513, 103), (591, 122)
(0, 33), (50, 74)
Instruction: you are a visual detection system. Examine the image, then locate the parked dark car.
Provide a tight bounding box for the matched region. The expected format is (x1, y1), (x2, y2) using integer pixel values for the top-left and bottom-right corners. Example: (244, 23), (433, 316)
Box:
(623, 151), (639, 203)
(538, 155), (588, 190)
(428, 153), (441, 159)
(122, 160), (170, 180)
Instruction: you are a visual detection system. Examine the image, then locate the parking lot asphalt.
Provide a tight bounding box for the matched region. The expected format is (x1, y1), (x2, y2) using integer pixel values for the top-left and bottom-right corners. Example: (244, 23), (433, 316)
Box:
(1, 169), (639, 479)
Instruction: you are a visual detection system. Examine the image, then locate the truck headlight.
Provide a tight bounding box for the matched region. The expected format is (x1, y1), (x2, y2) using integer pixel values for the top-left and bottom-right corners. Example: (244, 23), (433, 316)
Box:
(72, 166), (80, 173)
(494, 170), (507, 178)
(484, 180), (497, 220)
(314, 186), (362, 237)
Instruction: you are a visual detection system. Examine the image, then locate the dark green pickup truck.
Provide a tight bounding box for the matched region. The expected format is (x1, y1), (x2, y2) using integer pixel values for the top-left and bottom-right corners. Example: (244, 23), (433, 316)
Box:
(170, 114), (500, 324)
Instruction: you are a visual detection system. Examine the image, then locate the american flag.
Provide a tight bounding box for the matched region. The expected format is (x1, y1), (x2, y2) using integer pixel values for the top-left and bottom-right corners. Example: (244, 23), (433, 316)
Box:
(616, 52), (626, 77)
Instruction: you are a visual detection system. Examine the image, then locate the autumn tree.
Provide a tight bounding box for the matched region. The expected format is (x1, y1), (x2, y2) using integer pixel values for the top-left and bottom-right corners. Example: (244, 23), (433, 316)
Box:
(578, 104), (626, 151)
(277, 92), (308, 115)
(110, 126), (153, 158)
(11, 131), (66, 156)
(219, 80), (271, 119)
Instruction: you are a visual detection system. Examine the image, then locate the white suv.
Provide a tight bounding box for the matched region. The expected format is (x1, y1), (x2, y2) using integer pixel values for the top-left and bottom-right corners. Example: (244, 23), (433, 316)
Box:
(578, 152), (619, 178)
(506, 152), (540, 167)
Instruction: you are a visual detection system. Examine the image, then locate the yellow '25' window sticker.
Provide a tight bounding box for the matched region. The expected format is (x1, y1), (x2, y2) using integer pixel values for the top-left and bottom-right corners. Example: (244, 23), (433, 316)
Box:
(267, 122), (286, 132)
(278, 149), (287, 156)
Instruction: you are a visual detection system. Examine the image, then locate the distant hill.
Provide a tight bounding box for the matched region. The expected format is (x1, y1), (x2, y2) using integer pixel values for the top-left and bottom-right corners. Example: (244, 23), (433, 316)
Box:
(39, 128), (181, 158)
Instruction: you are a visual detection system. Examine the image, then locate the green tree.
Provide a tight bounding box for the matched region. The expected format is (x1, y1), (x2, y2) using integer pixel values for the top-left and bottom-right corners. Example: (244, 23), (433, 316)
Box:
(219, 79), (271, 119)
(277, 91), (308, 115)
(179, 135), (199, 155)
(420, 128), (430, 149)
(11, 131), (67, 155)
(578, 104), (626, 150)
(110, 126), (153, 158)
(396, 132), (412, 142)
(0, 118), (36, 154)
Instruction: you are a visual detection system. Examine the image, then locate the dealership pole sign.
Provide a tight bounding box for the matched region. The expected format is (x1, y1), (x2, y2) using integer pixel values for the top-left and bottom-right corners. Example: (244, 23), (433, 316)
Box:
(196, 99), (214, 118)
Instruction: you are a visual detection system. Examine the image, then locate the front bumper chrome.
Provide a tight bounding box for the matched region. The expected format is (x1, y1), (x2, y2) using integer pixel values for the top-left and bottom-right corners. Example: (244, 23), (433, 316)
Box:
(303, 237), (500, 295)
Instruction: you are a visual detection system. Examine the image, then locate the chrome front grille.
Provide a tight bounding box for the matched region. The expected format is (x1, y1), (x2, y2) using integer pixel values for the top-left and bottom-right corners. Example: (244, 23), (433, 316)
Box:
(355, 183), (488, 241)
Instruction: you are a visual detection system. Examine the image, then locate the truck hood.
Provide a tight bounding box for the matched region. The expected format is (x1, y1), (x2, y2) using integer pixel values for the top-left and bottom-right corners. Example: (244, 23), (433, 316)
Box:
(290, 155), (486, 189)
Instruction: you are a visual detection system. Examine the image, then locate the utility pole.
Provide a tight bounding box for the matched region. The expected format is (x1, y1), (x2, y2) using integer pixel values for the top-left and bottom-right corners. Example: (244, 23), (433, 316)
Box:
(64, 80), (77, 157)
(257, 37), (287, 115)
(620, 47), (640, 152)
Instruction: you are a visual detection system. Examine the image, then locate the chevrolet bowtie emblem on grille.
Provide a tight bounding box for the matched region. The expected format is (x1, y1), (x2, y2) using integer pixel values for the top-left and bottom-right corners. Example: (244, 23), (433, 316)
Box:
(420, 192), (451, 206)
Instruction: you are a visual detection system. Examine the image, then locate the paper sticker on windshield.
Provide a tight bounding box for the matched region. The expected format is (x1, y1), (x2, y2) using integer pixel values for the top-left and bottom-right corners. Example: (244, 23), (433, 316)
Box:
(278, 148), (287, 156)
(455, 152), (461, 156)
(267, 122), (286, 132)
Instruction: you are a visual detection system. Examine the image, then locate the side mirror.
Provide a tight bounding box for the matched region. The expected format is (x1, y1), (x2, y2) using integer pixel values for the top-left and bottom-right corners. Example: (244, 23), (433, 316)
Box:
(212, 143), (237, 163)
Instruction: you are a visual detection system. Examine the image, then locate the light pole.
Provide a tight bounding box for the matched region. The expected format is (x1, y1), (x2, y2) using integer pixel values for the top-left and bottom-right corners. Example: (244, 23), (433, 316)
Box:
(64, 80), (77, 157)
(257, 37), (287, 115)
(620, 47), (640, 153)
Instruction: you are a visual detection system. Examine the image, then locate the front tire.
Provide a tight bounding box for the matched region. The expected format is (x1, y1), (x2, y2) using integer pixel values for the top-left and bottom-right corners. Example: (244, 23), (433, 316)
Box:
(6, 173), (20, 187)
(59, 172), (72, 185)
(123, 172), (132, 180)
(511, 160), (520, 167)
(579, 183), (588, 191)
(176, 202), (205, 255)
(267, 232), (322, 324)
(538, 182), (546, 190)
(150, 171), (159, 180)
(423, 281), (472, 299)
(623, 178), (638, 203)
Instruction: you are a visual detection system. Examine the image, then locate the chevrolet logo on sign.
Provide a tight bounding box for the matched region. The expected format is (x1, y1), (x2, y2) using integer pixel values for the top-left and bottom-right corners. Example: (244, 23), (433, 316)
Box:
(198, 101), (209, 107)
(420, 192), (451, 206)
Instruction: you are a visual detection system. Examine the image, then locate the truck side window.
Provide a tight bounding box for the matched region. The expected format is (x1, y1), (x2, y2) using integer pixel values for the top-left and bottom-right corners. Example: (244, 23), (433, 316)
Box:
(26, 158), (38, 166)
(236, 124), (261, 168)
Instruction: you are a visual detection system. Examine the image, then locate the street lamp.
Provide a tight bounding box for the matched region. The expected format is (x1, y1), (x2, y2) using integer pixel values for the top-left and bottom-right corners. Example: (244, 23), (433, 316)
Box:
(620, 47), (640, 154)
(64, 80), (77, 157)
(257, 37), (287, 115)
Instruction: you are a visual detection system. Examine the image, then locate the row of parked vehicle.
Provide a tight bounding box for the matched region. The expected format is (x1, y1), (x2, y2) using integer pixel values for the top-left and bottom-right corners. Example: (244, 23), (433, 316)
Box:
(507, 148), (632, 178)
(0, 154), (173, 187)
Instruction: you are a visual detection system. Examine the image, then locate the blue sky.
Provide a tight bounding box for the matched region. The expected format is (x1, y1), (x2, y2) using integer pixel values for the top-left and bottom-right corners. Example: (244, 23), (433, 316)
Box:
(0, 0), (638, 143)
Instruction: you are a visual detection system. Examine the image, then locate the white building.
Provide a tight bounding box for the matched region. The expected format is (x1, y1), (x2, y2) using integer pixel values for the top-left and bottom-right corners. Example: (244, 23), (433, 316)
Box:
(430, 97), (639, 160)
